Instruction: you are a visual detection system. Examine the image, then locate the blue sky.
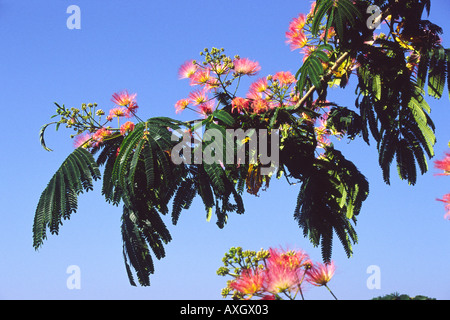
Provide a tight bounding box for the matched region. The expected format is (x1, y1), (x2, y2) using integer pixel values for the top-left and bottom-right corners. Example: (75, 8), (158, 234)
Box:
(1, 0), (450, 300)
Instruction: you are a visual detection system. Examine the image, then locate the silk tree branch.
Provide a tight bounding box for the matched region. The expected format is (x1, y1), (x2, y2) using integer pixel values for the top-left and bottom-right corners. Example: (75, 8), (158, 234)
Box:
(292, 6), (393, 111)
(292, 51), (351, 111)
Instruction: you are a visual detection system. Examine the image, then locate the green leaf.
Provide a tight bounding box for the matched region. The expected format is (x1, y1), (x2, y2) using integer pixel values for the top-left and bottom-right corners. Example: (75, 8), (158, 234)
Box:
(33, 148), (101, 249)
(121, 206), (154, 286)
(212, 109), (235, 127)
(428, 47), (447, 99)
(311, 0), (334, 36)
(294, 147), (369, 262)
(39, 122), (57, 152)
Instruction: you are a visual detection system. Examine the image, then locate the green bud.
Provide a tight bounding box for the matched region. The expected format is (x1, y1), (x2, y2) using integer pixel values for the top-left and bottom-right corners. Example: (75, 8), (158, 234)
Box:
(221, 287), (231, 298)
(216, 267), (230, 276)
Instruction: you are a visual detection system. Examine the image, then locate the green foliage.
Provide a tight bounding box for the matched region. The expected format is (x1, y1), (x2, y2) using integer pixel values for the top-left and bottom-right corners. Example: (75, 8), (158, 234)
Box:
(296, 44), (332, 92)
(298, 0), (448, 187)
(372, 292), (436, 300)
(33, 148), (101, 249)
(294, 147), (369, 261)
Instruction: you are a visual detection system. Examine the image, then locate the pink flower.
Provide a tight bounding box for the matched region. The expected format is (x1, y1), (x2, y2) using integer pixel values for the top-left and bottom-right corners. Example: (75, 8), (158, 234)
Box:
(229, 268), (265, 297)
(306, 261), (336, 287)
(175, 98), (190, 114)
(91, 128), (113, 147)
(273, 71), (297, 87)
(233, 58), (261, 76)
(251, 98), (269, 114)
(434, 152), (450, 176)
(108, 106), (130, 119)
(111, 90), (137, 107)
(263, 262), (301, 293)
(190, 68), (212, 86)
(301, 46), (316, 62)
(178, 60), (198, 79)
(120, 121), (135, 135)
(288, 13), (306, 32)
(73, 132), (92, 149)
(111, 90), (139, 115)
(262, 248), (310, 294)
(309, 2), (317, 16)
(437, 194), (450, 220)
(231, 97), (250, 114)
(286, 14), (308, 51)
(266, 248), (310, 270)
(320, 27), (336, 41)
(189, 89), (209, 106)
(248, 78), (268, 98)
(198, 100), (215, 117)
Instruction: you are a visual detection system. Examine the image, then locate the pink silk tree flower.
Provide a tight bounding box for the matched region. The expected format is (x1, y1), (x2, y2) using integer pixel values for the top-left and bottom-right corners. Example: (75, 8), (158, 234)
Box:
(178, 60), (198, 79)
(289, 14), (306, 31)
(251, 98), (269, 114)
(273, 71), (297, 87)
(248, 78), (268, 97)
(231, 97), (250, 114)
(266, 248), (310, 271)
(233, 58), (261, 76)
(189, 68), (212, 86)
(189, 89), (209, 106)
(229, 268), (265, 297)
(437, 194), (450, 220)
(73, 132), (92, 149)
(91, 128), (113, 148)
(434, 152), (450, 176)
(198, 100), (215, 117)
(286, 14), (308, 51)
(108, 106), (130, 119)
(306, 261), (336, 287)
(120, 121), (135, 135)
(263, 262), (302, 294)
(301, 46), (316, 62)
(111, 90), (137, 107)
(175, 98), (190, 114)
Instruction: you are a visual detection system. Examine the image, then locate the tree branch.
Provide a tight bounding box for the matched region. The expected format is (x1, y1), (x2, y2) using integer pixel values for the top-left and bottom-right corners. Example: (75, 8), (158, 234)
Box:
(292, 5), (393, 111)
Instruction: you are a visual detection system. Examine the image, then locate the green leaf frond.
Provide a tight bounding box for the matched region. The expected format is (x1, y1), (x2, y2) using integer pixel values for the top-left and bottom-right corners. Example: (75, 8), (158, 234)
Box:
(33, 148), (101, 249)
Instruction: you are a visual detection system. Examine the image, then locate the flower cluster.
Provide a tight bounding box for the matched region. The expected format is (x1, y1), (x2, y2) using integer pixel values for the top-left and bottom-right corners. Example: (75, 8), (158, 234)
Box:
(175, 47), (327, 118)
(217, 246), (337, 300)
(175, 47), (266, 117)
(285, 2), (361, 82)
(285, 2), (335, 55)
(435, 150), (450, 220)
(54, 90), (138, 150)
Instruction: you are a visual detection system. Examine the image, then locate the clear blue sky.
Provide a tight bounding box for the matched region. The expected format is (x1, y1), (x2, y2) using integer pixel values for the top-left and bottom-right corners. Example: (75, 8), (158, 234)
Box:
(1, 0), (450, 300)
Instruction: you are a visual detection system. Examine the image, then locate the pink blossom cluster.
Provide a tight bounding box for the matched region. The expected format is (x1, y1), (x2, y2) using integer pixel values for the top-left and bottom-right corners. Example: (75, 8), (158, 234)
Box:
(175, 54), (263, 117)
(227, 247), (336, 300)
(73, 90), (137, 149)
(231, 71), (299, 115)
(435, 151), (450, 220)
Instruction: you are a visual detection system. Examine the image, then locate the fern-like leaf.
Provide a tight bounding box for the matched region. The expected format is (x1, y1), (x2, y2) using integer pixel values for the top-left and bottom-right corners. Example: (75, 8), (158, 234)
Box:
(33, 148), (101, 249)
(294, 147), (369, 262)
